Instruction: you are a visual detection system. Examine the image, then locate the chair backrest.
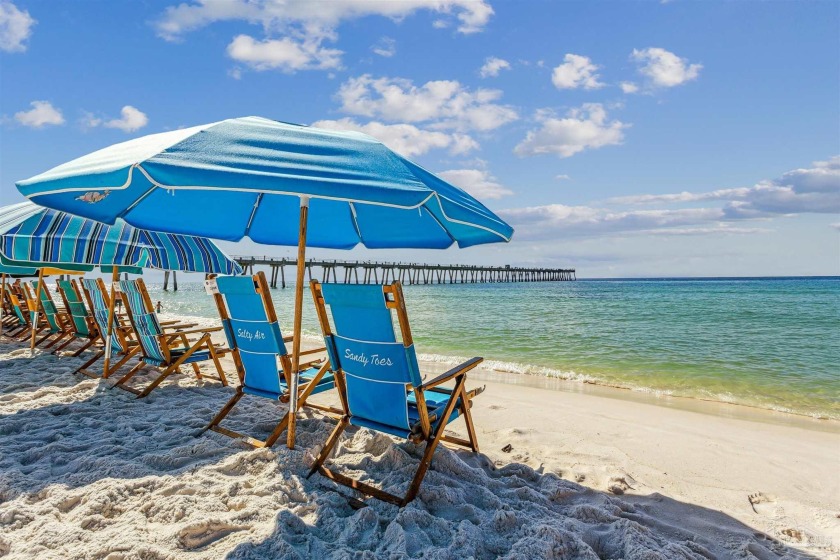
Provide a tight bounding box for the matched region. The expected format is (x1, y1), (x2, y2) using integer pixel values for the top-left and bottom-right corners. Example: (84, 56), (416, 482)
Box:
(25, 281), (61, 332)
(117, 278), (169, 365)
(80, 278), (128, 353)
(3, 287), (26, 325)
(57, 280), (91, 337)
(213, 272), (291, 398)
(312, 282), (422, 433)
(7, 284), (28, 324)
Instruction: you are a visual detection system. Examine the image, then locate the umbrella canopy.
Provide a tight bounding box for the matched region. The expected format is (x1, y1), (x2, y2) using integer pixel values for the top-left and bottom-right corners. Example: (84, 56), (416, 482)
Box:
(0, 202), (241, 275)
(16, 116), (513, 249)
(15, 116), (513, 447)
(0, 201), (241, 355)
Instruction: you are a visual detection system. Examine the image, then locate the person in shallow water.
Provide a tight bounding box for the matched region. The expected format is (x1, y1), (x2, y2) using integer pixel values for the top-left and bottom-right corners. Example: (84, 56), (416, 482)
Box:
(156, 301), (162, 313)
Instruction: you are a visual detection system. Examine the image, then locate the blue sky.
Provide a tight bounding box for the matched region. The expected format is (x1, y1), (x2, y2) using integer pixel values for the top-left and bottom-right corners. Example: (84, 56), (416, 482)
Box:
(1, 0), (838, 277)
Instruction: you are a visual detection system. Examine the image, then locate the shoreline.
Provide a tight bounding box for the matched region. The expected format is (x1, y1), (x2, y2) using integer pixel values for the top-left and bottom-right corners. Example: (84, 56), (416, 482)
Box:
(161, 312), (840, 430)
(468, 365), (840, 435)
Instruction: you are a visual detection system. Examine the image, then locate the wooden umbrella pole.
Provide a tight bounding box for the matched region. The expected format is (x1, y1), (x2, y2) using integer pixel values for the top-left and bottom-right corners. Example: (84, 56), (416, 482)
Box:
(30, 268), (44, 354)
(102, 267), (119, 377)
(288, 196), (309, 449)
(0, 273), (6, 336)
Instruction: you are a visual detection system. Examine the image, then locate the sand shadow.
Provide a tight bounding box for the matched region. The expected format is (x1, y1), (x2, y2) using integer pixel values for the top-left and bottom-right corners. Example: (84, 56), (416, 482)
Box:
(0, 346), (828, 559)
(223, 422), (825, 560)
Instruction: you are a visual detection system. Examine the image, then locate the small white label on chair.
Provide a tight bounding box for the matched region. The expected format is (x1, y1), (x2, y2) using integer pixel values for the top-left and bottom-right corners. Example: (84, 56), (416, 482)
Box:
(204, 278), (219, 295)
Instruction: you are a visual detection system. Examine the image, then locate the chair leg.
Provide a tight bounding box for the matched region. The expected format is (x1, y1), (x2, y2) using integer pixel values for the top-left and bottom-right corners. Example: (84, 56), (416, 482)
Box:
(260, 414), (292, 448)
(201, 390), (291, 449)
(35, 330), (57, 347)
(112, 360), (146, 390)
(51, 335), (77, 354)
(199, 389), (244, 435)
(134, 335), (208, 398)
(75, 349), (105, 378)
(403, 375), (467, 505)
(207, 344), (227, 387)
(103, 346), (139, 378)
(69, 338), (95, 357)
(458, 385), (480, 453)
(307, 416), (349, 478)
(134, 364), (177, 398)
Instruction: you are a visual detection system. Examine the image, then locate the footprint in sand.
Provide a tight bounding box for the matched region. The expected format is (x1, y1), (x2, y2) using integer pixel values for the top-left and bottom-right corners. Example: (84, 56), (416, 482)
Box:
(748, 492), (776, 515)
(177, 520), (249, 550)
(607, 475), (636, 495)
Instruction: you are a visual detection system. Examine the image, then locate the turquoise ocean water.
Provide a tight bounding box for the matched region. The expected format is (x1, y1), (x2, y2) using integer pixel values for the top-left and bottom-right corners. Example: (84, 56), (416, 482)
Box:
(146, 277), (840, 420)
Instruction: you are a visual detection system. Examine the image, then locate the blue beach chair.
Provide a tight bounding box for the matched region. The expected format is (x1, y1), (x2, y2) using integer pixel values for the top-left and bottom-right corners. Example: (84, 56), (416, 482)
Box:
(200, 272), (335, 448)
(2, 285), (29, 336)
(23, 280), (75, 352)
(308, 281), (484, 506)
(56, 279), (98, 357)
(75, 277), (142, 378)
(112, 278), (229, 397)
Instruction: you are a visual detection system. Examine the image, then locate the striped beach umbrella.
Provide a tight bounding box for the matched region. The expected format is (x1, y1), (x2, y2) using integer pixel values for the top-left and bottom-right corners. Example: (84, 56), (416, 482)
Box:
(15, 116), (514, 447)
(0, 201), (241, 355)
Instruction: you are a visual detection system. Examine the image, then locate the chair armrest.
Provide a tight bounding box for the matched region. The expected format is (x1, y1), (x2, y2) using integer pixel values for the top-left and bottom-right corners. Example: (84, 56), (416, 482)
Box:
(161, 322), (198, 331)
(166, 327), (222, 337)
(298, 346), (326, 357)
(419, 357), (483, 390)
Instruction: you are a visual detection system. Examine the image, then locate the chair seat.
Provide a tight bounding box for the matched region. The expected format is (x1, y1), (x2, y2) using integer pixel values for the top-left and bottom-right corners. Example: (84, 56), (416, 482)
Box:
(142, 347), (211, 367)
(242, 367), (335, 400)
(350, 390), (462, 439)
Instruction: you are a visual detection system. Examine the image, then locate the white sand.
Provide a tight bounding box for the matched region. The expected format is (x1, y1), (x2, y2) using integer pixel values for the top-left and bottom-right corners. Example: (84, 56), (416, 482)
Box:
(1, 331), (838, 559)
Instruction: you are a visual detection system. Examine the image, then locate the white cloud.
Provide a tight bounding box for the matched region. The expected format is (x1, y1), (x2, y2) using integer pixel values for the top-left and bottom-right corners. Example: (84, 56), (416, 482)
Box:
(155, 1), (492, 73)
(551, 54), (604, 90)
(831, 222), (840, 232)
(438, 168), (513, 199)
(227, 34), (342, 72)
(499, 204), (727, 239)
(156, 0), (493, 39)
(629, 47), (701, 90)
(312, 118), (477, 158)
(0, 1), (35, 53)
(555, 174), (571, 181)
(103, 106), (148, 132)
(620, 81), (639, 94)
(337, 74), (518, 132)
(14, 100), (64, 128)
(479, 57), (511, 78)
(82, 106), (148, 133)
(608, 156), (840, 215)
(515, 104), (628, 158)
(371, 36), (396, 58)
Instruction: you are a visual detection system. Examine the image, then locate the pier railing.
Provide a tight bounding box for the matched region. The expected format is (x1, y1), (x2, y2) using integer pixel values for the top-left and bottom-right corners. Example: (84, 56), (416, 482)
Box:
(226, 256), (576, 288)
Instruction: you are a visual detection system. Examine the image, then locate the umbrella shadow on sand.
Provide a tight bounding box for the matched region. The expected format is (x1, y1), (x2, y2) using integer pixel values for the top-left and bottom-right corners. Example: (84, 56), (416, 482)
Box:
(222, 422), (825, 560)
(0, 344), (827, 560)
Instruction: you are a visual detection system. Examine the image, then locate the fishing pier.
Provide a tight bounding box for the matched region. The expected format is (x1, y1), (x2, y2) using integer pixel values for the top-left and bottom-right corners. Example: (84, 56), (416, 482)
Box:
(225, 256), (576, 289)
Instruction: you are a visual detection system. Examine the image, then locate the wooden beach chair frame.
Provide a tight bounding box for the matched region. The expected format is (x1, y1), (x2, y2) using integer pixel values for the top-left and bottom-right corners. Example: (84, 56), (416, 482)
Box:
(6, 283), (37, 339)
(308, 280), (484, 506)
(2, 286), (30, 337)
(74, 278), (142, 378)
(112, 277), (229, 398)
(22, 280), (75, 352)
(55, 279), (99, 357)
(200, 272), (337, 448)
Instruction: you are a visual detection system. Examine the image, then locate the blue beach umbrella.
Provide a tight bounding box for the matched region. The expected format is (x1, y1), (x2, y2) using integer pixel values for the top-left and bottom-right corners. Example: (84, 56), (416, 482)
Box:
(0, 201), (242, 356)
(16, 116), (514, 447)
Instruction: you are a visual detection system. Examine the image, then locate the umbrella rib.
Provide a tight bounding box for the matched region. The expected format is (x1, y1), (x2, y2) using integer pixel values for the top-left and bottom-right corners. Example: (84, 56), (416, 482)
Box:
(422, 201), (456, 248)
(348, 203), (365, 246)
(243, 193), (263, 238)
